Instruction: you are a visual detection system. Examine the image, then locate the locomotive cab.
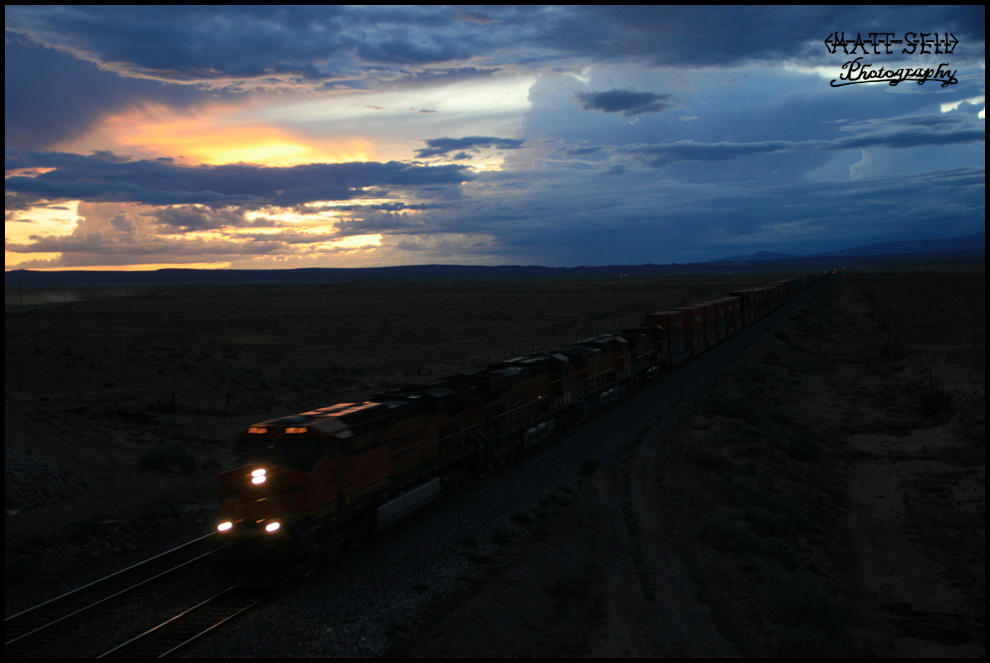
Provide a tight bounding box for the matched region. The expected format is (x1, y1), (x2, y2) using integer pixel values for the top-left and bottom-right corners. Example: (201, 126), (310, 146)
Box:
(216, 415), (348, 554)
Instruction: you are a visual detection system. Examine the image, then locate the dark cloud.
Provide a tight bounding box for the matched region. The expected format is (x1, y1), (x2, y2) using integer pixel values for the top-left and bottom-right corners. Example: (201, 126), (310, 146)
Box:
(622, 118), (985, 167)
(543, 6), (985, 68)
(4, 6), (507, 86)
(415, 136), (526, 159)
(5, 151), (474, 206)
(6, 232), (288, 260)
(565, 146), (604, 157)
(4, 34), (209, 150)
(313, 201), (439, 213)
(6, 6), (353, 82)
(832, 128), (986, 152)
(575, 89), (672, 116)
(350, 7), (483, 66)
(623, 140), (796, 166)
(6, 6), (984, 96)
(333, 214), (426, 237)
(150, 206), (254, 231)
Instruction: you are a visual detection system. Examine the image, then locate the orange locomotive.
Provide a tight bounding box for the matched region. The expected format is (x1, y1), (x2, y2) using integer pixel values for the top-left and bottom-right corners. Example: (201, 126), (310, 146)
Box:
(216, 277), (815, 570)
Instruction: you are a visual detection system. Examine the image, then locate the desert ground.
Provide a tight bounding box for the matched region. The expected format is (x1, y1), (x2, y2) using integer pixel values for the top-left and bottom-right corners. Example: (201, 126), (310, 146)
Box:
(5, 267), (984, 657)
(652, 269), (984, 657)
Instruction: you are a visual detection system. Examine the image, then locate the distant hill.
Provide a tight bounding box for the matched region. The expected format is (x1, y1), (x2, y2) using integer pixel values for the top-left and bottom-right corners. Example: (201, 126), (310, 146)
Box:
(715, 233), (984, 262)
(4, 264), (716, 288)
(5, 233), (984, 289)
(818, 233), (985, 258)
(712, 250), (797, 262)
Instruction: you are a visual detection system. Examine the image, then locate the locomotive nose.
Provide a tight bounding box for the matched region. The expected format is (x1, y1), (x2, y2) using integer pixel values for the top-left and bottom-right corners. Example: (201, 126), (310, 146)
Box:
(216, 465), (287, 534)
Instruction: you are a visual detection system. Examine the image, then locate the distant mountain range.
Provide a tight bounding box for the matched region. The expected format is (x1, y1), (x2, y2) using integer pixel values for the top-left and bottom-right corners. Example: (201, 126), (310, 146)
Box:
(5, 233), (984, 289)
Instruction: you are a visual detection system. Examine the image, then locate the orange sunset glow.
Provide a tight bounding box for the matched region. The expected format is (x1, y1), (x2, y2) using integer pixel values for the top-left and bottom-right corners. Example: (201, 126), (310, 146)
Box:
(53, 105), (377, 167)
(15, 262), (235, 272)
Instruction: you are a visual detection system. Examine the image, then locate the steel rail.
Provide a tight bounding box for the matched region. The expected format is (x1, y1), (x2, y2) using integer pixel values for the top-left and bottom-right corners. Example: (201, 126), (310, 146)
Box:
(5, 533), (217, 653)
(97, 585), (274, 658)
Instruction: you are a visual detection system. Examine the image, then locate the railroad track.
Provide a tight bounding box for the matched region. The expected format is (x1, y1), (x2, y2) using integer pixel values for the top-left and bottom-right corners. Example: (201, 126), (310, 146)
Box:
(4, 533), (219, 658)
(98, 585), (275, 658)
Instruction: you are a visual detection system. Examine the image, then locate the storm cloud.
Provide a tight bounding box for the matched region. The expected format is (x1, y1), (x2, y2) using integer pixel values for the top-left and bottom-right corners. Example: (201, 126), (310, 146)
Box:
(4, 6), (985, 270)
(575, 89), (673, 116)
(5, 151), (474, 206)
(415, 137), (527, 159)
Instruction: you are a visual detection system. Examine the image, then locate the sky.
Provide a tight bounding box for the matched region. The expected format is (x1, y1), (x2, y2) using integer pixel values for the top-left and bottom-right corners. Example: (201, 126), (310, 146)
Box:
(4, 6), (985, 271)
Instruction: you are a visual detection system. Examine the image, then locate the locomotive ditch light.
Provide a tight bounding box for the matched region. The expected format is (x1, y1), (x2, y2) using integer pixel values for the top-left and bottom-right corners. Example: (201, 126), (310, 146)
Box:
(217, 520), (233, 533)
(265, 521), (281, 533)
(251, 468), (267, 484)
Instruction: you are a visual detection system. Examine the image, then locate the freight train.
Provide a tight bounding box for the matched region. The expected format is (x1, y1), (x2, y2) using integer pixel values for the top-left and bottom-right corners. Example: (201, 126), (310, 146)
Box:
(216, 275), (818, 572)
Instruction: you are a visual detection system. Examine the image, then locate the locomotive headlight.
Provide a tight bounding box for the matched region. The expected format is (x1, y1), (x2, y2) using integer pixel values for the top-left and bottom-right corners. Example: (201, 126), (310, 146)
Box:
(265, 521), (281, 533)
(251, 468), (267, 485)
(217, 521), (233, 533)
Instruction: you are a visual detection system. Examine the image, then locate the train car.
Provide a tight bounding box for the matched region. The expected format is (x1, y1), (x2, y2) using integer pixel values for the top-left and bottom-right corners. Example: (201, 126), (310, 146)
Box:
(560, 341), (615, 415)
(450, 361), (558, 459)
(715, 296), (740, 337)
(216, 360), (573, 569)
(712, 299), (728, 342)
(500, 353), (574, 411)
(216, 382), (485, 568)
(698, 302), (719, 348)
(755, 286), (771, 318)
(676, 305), (707, 355)
(216, 275), (819, 573)
(729, 289), (755, 328)
(727, 296), (742, 335)
(620, 324), (668, 380)
(576, 334), (635, 405)
(644, 310), (689, 369)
